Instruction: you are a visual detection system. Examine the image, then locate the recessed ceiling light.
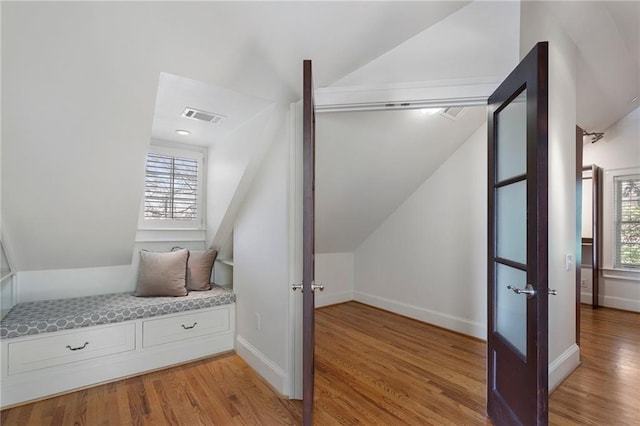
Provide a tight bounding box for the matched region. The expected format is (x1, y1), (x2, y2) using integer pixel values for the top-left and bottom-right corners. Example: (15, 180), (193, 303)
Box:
(175, 129), (191, 136)
(420, 108), (442, 116)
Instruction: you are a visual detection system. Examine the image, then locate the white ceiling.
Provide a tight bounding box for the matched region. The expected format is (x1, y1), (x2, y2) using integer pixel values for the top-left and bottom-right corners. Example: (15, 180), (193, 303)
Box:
(151, 73), (273, 146)
(313, 1), (638, 255)
(2, 1), (638, 270)
(1, 1), (468, 270)
(315, 106), (486, 254)
(333, 1), (521, 87)
(551, 1), (640, 131)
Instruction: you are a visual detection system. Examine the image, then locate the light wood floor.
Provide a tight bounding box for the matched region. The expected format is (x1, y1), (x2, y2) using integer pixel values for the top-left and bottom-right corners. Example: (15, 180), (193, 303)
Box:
(2, 303), (638, 425)
(549, 305), (640, 425)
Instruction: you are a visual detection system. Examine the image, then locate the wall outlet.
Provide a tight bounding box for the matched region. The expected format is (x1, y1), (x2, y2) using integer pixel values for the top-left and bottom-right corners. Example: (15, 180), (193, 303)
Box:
(255, 313), (261, 331)
(581, 280), (588, 288)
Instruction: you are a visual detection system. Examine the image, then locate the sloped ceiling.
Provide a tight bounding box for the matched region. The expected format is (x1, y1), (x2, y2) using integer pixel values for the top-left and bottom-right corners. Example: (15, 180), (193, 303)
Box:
(550, 1), (640, 131)
(333, 1), (521, 86)
(1, 1), (468, 271)
(315, 107), (486, 254)
(314, 1), (638, 255)
(2, 1), (637, 271)
(332, 1), (639, 131)
(315, 1), (518, 255)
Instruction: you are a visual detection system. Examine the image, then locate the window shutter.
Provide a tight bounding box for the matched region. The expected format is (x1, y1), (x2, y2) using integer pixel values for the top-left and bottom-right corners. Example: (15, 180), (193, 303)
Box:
(615, 174), (640, 268)
(144, 153), (199, 220)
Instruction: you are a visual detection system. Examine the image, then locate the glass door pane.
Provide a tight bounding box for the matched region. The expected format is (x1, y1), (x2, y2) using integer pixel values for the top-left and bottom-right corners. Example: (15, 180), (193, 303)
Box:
(497, 91), (527, 181)
(495, 88), (528, 359)
(497, 180), (527, 264)
(496, 263), (527, 356)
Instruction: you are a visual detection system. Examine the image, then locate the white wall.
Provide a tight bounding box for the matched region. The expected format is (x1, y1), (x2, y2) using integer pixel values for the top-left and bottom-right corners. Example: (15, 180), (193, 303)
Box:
(582, 106), (640, 311)
(233, 113), (291, 395)
(353, 123), (487, 339)
(1, 3), (154, 272)
(15, 265), (137, 303)
(14, 240), (206, 303)
(584, 107), (640, 170)
(520, 1), (580, 391)
(206, 106), (279, 251)
(314, 253), (354, 308)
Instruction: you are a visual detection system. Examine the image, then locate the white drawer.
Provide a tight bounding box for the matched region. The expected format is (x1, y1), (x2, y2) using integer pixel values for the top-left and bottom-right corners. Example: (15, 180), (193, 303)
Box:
(142, 307), (230, 348)
(7, 323), (135, 375)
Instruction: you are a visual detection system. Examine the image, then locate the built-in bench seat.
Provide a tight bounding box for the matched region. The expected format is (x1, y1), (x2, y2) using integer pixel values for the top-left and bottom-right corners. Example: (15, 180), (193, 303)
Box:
(0, 286), (236, 408)
(1, 285), (235, 339)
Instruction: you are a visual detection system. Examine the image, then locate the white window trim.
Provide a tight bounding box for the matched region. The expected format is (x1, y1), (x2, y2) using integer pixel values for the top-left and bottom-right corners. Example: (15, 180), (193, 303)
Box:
(138, 140), (207, 231)
(603, 166), (640, 277)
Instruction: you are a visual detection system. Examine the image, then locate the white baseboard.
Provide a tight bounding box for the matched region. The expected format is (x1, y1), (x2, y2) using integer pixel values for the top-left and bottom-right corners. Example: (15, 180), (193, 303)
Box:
(580, 292), (591, 305)
(236, 335), (287, 395)
(580, 292), (640, 312)
(315, 291), (353, 308)
(353, 291), (486, 340)
(549, 343), (580, 392)
(601, 294), (640, 312)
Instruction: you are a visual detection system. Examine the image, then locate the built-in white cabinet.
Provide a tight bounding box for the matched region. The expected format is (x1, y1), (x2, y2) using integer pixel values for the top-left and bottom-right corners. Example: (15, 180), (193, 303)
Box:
(1, 304), (235, 409)
(7, 323), (135, 375)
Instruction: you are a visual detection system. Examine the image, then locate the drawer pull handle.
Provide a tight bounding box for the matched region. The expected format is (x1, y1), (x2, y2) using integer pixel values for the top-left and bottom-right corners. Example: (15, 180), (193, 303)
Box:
(181, 322), (198, 330)
(66, 342), (89, 351)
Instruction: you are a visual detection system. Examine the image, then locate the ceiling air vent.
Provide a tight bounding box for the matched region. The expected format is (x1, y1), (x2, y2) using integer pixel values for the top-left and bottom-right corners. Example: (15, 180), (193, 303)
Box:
(440, 106), (466, 121)
(181, 107), (226, 125)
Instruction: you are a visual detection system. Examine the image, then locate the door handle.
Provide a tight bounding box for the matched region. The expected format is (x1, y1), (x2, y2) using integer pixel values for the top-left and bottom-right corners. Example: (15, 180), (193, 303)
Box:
(292, 282), (324, 292)
(548, 289), (558, 295)
(507, 284), (536, 299)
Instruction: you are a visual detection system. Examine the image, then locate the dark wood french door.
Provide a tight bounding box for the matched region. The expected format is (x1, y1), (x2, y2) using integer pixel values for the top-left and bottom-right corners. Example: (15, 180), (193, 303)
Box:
(302, 59), (316, 426)
(487, 42), (550, 425)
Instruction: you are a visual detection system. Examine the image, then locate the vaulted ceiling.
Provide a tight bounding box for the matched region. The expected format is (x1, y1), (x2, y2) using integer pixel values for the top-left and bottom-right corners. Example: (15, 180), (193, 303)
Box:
(315, 0), (639, 254)
(1, 1), (468, 270)
(1, 1), (638, 270)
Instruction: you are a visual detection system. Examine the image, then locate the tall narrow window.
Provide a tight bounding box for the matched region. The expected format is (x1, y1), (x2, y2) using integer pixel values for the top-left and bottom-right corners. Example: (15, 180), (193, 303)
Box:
(614, 173), (640, 269)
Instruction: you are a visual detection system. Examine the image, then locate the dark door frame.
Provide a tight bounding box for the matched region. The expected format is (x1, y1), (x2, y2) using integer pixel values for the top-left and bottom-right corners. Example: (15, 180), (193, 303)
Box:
(302, 59), (316, 426)
(576, 127), (583, 344)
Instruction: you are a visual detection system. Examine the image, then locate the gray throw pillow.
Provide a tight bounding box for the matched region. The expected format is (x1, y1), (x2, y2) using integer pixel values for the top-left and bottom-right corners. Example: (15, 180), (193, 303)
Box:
(135, 249), (189, 297)
(188, 249), (217, 291)
(172, 247), (217, 291)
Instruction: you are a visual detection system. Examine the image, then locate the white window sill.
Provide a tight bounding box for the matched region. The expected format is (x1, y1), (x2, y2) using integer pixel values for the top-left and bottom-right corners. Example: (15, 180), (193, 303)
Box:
(135, 229), (206, 243)
(601, 268), (640, 282)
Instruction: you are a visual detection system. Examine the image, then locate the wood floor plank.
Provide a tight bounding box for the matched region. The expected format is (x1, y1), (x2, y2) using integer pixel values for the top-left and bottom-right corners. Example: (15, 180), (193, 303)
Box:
(1, 303), (637, 425)
(548, 305), (640, 425)
(85, 384), (107, 426)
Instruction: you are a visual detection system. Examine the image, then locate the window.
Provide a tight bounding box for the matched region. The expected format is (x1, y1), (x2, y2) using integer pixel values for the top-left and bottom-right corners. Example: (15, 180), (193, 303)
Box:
(614, 173), (640, 269)
(145, 153), (198, 220)
(140, 145), (205, 229)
